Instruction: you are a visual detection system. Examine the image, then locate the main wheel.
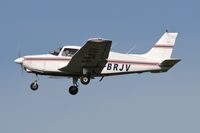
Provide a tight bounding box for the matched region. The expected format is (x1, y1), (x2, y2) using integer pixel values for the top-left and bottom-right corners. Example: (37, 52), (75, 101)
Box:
(69, 86), (78, 95)
(80, 76), (90, 85)
(30, 82), (38, 91)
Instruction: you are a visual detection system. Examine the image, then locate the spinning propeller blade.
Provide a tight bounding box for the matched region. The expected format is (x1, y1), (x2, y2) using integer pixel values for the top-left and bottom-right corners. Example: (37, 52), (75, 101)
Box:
(16, 49), (24, 74)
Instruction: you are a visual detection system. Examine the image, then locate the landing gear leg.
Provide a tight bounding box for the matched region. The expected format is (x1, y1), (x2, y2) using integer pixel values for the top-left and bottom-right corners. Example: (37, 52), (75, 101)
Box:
(69, 77), (79, 95)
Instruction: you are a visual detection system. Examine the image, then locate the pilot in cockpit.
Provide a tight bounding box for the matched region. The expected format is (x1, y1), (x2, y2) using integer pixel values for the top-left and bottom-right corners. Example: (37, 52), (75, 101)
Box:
(62, 49), (70, 56)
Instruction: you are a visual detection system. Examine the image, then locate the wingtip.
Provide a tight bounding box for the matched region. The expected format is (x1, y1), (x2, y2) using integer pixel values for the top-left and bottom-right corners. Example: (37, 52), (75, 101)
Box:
(87, 38), (112, 43)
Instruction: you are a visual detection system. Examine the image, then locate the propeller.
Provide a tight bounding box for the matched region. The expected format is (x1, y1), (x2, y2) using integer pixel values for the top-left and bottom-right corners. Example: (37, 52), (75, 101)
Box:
(15, 49), (24, 74)
(18, 49), (21, 58)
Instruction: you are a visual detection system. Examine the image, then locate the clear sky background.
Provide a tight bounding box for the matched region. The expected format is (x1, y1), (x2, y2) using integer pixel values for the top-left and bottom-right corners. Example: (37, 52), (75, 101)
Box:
(0, 0), (199, 133)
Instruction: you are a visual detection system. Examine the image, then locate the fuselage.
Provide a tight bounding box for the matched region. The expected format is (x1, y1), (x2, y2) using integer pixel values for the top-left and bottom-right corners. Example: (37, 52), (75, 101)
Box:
(20, 45), (163, 77)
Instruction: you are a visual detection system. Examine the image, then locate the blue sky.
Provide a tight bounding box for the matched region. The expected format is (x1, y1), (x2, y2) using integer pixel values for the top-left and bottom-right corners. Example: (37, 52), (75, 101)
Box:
(0, 0), (200, 133)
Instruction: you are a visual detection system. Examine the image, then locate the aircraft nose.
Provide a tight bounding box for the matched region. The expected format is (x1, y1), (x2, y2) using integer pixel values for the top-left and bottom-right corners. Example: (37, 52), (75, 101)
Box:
(14, 57), (24, 64)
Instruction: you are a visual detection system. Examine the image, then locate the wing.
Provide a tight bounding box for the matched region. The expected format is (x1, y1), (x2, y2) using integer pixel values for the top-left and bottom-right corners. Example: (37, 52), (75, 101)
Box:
(59, 38), (112, 75)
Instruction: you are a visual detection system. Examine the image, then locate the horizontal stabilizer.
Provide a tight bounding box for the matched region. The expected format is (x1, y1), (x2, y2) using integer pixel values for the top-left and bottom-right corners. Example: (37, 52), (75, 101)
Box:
(160, 59), (181, 72)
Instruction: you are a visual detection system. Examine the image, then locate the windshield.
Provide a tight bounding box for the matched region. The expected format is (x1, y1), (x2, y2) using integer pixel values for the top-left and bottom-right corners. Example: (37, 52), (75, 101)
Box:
(49, 47), (62, 56)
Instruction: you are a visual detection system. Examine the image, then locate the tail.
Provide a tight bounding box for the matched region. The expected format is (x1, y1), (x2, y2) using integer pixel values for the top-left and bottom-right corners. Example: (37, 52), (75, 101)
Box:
(143, 32), (178, 59)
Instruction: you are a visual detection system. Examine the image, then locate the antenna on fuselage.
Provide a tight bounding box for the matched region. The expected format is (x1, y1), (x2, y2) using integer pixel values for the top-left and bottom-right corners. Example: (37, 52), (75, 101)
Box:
(126, 44), (136, 54)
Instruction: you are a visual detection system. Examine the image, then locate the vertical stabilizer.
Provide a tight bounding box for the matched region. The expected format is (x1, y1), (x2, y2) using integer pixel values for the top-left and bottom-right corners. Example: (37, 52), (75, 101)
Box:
(143, 32), (178, 59)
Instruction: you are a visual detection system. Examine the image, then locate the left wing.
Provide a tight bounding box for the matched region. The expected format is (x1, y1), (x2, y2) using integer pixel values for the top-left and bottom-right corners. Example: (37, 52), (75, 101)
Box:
(59, 38), (112, 75)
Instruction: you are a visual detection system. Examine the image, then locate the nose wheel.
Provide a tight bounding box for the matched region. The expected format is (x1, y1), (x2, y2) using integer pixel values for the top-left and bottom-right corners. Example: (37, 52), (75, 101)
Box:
(30, 81), (39, 91)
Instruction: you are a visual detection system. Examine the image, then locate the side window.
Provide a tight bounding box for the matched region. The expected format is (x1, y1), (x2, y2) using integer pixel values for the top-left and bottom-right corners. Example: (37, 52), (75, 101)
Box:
(62, 48), (70, 56)
(62, 48), (78, 57)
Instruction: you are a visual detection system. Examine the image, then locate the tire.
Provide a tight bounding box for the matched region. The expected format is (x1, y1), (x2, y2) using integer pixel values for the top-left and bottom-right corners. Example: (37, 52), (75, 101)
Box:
(69, 86), (78, 95)
(80, 76), (90, 85)
(30, 82), (38, 91)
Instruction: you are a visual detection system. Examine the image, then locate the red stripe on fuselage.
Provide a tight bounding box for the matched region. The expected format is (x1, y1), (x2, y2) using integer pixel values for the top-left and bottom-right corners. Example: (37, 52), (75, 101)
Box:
(108, 60), (160, 66)
(25, 57), (70, 62)
(25, 57), (160, 66)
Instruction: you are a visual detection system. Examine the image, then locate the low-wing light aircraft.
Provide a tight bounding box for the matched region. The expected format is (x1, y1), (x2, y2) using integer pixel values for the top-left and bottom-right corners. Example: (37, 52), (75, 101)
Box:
(15, 32), (180, 95)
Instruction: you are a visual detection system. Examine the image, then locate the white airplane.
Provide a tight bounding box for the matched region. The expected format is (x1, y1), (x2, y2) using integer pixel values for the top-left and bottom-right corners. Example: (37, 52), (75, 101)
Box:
(15, 32), (180, 95)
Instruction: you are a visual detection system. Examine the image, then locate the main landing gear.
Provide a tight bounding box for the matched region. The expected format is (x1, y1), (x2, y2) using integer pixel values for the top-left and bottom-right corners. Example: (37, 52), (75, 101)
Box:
(68, 76), (91, 95)
(80, 75), (90, 85)
(69, 77), (79, 95)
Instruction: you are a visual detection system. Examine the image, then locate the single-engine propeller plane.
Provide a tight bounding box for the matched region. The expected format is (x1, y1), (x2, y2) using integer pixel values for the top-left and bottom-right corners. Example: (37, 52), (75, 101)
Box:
(14, 31), (181, 95)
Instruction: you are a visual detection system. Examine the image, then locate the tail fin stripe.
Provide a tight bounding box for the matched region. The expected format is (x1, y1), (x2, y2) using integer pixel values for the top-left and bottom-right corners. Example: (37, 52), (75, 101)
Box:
(154, 45), (174, 48)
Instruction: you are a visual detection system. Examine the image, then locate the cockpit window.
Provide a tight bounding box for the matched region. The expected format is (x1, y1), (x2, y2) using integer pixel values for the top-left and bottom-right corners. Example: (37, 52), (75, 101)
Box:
(62, 48), (78, 57)
(49, 48), (62, 56)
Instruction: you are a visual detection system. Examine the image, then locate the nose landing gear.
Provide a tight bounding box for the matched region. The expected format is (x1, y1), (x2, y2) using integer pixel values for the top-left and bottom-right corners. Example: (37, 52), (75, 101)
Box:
(30, 81), (38, 91)
(30, 74), (39, 91)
